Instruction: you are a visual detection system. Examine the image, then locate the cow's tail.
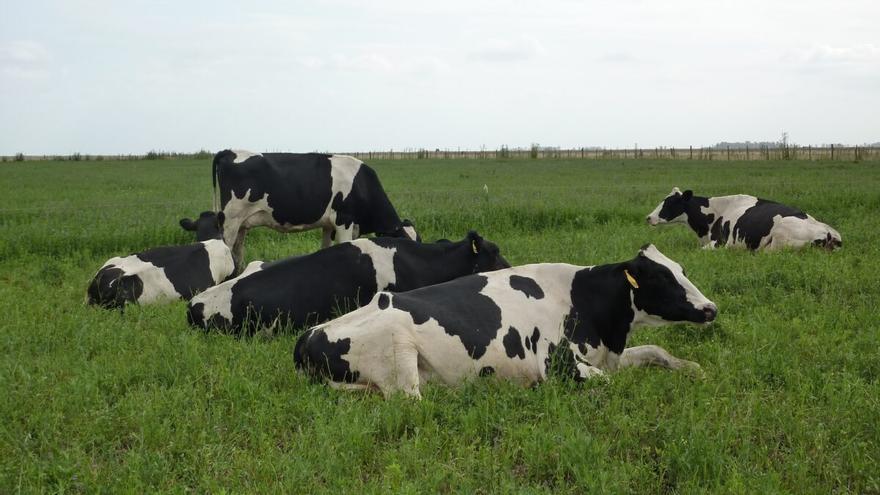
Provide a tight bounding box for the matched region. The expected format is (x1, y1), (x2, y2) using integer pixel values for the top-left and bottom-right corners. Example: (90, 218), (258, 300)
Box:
(211, 152), (220, 212)
(293, 329), (312, 371)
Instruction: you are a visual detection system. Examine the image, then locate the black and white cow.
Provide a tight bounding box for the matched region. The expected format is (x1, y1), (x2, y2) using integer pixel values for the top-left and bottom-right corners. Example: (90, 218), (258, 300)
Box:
(293, 244), (717, 398)
(187, 231), (510, 333)
(646, 187), (842, 250)
(213, 150), (419, 269)
(87, 212), (234, 309)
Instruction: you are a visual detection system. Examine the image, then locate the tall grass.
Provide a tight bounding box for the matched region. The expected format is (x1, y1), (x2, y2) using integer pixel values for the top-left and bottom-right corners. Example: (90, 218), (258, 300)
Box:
(0, 157), (878, 492)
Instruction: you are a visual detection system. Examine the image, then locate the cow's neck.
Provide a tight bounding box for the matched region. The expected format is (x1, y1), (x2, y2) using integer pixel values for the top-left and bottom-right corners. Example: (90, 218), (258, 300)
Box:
(681, 195), (714, 238)
(562, 263), (635, 355)
(402, 241), (479, 285)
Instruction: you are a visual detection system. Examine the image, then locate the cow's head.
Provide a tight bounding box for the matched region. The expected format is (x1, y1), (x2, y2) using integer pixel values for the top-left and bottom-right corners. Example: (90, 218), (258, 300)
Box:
(179, 211), (225, 242)
(466, 230), (511, 272)
(646, 187), (693, 226)
(624, 244), (717, 326)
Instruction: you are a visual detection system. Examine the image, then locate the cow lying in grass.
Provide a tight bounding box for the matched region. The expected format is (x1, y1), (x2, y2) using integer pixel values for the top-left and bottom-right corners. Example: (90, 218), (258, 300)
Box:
(87, 212), (234, 309)
(646, 187), (842, 250)
(294, 244), (717, 398)
(187, 231), (510, 334)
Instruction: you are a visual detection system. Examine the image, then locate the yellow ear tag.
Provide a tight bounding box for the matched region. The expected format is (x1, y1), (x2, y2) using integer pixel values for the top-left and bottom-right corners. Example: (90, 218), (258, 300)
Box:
(624, 269), (639, 289)
(471, 240), (479, 254)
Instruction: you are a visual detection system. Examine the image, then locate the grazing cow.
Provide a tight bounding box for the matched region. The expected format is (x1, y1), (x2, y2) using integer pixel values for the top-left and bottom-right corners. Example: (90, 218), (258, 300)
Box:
(87, 212), (234, 309)
(213, 150), (419, 269)
(293, 244), (717, 398)
(646, 187), (842, 250)
(187, 231), (510, 333)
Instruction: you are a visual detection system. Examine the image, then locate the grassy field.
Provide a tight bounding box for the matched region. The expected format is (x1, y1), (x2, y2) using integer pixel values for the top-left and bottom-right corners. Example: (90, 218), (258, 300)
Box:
(1, 157), (879, 493)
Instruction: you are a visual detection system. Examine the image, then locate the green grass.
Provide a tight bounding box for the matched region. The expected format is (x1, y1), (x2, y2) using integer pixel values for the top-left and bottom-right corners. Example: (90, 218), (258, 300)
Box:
(1, 157), (879, 493)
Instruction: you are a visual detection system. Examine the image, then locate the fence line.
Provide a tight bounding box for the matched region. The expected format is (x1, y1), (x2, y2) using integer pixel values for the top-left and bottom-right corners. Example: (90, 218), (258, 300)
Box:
(344, 145), (879, 162)
(2, 145), (879, 163)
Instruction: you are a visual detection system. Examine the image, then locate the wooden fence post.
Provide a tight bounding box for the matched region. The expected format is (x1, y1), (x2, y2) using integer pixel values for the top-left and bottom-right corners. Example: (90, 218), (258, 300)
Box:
(831, 144), (834, 160)
(689, 146), (693, 160)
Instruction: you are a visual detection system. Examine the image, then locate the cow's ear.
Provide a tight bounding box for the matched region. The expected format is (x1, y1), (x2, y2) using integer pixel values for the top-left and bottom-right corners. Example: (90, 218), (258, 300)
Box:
(467, 230), (483, 254)
(682, 190), (693, 201)
(179, 218), (196, 231)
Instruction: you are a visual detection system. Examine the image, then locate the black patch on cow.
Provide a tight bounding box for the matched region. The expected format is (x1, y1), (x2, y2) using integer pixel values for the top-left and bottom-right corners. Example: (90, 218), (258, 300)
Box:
(564, 265), (635, 355)
(509, 275), (544, 299)
(186, 302), (234, 331)
(377, 293), (390, 309)
(479, 366), (495, 377)
(87, 266), (144, 309)
(525, 327), (541, 352)
(293, 329), (360, 383)
(710, 216), (732, 246)
(545, 341), (585, 382)
(134, 243), (217, 300)
(503, 327), (526, 359)
(224, 242), (378, 333)
(658, 192), (714, 237)
(186, 302), (205, 328)
(732, 199), (809, 250)
(391, 274), (501, 360)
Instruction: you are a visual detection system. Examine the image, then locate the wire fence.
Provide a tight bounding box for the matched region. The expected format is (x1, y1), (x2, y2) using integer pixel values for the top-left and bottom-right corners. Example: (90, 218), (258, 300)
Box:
(2, 145), (879, 163)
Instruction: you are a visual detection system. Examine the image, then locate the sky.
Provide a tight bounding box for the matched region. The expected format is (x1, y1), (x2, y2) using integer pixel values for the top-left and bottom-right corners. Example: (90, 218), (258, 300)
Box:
(1, 0), (878, 155)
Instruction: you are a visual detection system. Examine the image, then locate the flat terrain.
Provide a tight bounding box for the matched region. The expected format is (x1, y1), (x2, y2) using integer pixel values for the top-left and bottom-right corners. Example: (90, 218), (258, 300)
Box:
(1, 157), (878, 493)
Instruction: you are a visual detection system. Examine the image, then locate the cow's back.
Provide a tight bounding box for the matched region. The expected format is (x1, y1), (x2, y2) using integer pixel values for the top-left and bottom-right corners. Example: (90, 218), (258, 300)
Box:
(215, 151), (340, 226)
(227, 242), (380, 330)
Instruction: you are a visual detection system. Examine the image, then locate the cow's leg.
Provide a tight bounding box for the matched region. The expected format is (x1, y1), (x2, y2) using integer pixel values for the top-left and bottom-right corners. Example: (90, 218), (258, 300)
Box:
(231, 227), (249, 273)
(619, 345), (703, 375)
(575, 362), (607, 380)
(373, 342), (422, 399)
(321, 227), (333, 249)
(333, 223), (357, 244)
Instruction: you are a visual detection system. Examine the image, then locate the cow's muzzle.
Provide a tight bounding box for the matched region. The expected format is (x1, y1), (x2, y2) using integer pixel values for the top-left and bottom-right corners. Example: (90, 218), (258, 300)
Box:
(701, 303), (718, 323)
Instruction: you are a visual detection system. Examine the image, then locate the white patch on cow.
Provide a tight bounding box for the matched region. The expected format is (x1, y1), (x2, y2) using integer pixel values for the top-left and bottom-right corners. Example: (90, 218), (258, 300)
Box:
(635, 245), (715, 325)
(202, 239), (235, 283)
(328, 155), (361, 203)
(699, 195), (758, 247)
(190, 260), (266, 324)
(231, 149), (262, 164)
(351, 239), (397, 290)
(320, 155), (363, 235)
(98, 255), (179, 305)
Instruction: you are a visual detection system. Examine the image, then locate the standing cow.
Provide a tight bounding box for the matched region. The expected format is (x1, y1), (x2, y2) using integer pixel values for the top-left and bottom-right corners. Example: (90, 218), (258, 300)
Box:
(187, 231), (510, 333)
(294, 244), (717, 398)
(646, 187), (842, 250)
(87, 212), (234, 309)
(213, 150), (419, 270)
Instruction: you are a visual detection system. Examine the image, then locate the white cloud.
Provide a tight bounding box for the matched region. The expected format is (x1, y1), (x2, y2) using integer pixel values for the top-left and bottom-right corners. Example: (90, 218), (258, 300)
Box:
(786, 43), (880, 76)
(0, 40), (51, 80)
(468, 36), (546, 63)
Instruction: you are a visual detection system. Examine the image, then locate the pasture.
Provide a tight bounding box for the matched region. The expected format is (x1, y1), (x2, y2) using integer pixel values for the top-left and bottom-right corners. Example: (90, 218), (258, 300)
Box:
(1, 157), (878, 493)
